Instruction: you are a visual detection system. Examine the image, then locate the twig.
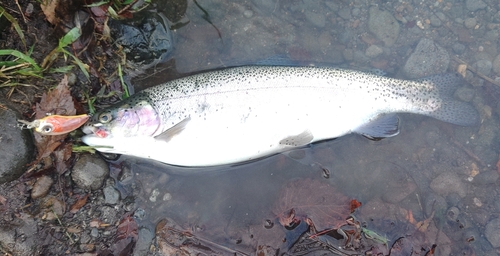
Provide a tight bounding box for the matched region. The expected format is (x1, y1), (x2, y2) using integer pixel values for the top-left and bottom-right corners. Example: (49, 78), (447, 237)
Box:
(452, 56), (500, 87)
(451, 139), (486, 167)
(117, 0), (139, 15)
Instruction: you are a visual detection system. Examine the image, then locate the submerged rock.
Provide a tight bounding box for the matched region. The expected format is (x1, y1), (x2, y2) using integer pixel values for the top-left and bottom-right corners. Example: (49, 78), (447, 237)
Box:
(71, 154), (109, 190)
(368, 6), (400, 47)
(403, 38), (449, 79)
(0, 100), (34, 184)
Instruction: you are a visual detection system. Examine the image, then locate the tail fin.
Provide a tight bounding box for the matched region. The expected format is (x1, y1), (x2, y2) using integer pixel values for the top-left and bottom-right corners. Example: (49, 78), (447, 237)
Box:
(417, 73), (479, 126)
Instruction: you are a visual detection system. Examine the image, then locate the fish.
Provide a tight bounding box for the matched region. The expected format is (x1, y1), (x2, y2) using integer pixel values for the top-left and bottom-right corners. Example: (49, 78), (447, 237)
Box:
(81, 65), (479, 167)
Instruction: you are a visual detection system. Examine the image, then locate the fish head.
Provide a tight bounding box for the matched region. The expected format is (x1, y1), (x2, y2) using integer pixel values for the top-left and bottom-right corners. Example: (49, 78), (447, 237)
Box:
(82, 94), (162, 140)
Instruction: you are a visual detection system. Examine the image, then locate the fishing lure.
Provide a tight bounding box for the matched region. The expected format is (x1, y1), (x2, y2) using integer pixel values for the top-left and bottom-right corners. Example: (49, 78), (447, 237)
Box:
(18, 114), (89, 135)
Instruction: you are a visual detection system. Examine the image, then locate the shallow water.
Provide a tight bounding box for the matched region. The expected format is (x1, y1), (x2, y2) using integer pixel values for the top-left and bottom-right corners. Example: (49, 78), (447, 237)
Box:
(120, 0), (499, 255)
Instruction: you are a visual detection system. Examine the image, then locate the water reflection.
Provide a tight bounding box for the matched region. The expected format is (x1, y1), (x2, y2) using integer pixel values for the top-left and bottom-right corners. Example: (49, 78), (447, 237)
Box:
(109, 0), (495, 254)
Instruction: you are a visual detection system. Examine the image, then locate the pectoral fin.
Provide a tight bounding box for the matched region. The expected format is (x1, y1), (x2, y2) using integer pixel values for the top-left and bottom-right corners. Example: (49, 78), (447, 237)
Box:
(154, 117), (191, 142)
(354, 114), (400, 141)
(279, 130), (314, 147)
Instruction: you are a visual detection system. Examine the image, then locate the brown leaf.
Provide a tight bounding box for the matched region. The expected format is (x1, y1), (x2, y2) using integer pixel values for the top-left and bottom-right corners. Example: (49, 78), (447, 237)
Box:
(33, 76), (76, 163)
(54, 142), (73, 174)
(40, 0), (59, 25)
(69, 194), (88, 214)
(112, 213), (138, 256)
(274, 179), (351, 231)
(350, 199), (362, 213)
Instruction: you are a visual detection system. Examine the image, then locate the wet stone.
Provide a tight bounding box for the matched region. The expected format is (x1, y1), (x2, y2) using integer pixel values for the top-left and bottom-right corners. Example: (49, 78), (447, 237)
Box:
(471, 170), (499, 185)
(430, 172), (467, 198)
(365, 45), (383, 58)
(452, 43), (466, 55)
(71, 154), (109, 190)
(472, 59), (492, 76)
(103, 186), (120, 205)
(492, 54), (500, 74)
(485, 218), (500, 247)
(368, 6), (400, 47)
(304, 10), (326, 28)
(31, 175), (53, 199)
(454, 86), (476, 102)
(0, 100), (34, 184)
(465, 0), (487, 12)
(464, 18), (477, 29)
(403, 38), (449, 79)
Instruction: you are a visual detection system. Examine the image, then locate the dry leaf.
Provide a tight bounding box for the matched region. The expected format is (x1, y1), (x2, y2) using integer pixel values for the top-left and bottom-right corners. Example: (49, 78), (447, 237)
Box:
(69, 194), (88, 214)
(111, 213), (138, 256)
(40, 0), (59, 25)
(274, 179), (351, 231)
(33, 76), (76, 164)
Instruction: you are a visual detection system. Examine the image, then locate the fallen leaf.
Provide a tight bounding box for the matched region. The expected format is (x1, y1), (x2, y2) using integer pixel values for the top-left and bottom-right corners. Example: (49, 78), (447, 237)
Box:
(111, 213), (138, 256)
(69, 194), (88, 214)
(350, 199), (362, 213)
(33, 76), (76, 165)
(274, 179), (351, 231)
(40, 0), (59, 25)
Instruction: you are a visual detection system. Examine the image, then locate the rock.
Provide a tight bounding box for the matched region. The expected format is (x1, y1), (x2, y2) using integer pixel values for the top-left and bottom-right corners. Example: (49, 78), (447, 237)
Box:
(452, 43), (466, 55)
(464, 18), (477, 29)
(0, 100), (34, 184)
(473, 59), (492, 76)
(0, 213), (37, 255)
(103, 186), (120, 205)
(403, 38), (449, 79)
(71, 154), (109, 190)
(430, 172), (467, 198)
(465, 0), (487, 12)
(492, 54), (500, 74)
(430, 14), (442, 27)
(109, 12), (174, 68)
(471, 170), (499, 185)
(368, 6), (400, 47)
(454, 86), (476, 102)
(485, 218), (500, 247)
(31, 175), (53, 199)
(304, 10), (326, 28)
(365, 45), (383, 58)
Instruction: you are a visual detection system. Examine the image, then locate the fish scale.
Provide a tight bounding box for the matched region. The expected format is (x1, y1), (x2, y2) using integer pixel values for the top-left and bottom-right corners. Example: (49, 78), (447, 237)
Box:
(82, 65), (479, 167)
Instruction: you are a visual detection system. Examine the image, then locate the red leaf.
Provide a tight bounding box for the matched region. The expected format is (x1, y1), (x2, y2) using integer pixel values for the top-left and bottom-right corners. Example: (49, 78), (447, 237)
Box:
(112, 213), (138, 255)
(274, 179), (351, 230)
(350, 199), (362, 213)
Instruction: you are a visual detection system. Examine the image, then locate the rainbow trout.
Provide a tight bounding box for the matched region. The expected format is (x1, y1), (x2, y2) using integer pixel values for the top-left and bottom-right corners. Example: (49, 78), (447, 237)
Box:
(82, 66), (479, 166)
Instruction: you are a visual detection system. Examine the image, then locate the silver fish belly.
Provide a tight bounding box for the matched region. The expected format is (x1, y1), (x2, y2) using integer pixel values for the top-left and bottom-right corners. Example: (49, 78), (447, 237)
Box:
(82, 66), (479, 167)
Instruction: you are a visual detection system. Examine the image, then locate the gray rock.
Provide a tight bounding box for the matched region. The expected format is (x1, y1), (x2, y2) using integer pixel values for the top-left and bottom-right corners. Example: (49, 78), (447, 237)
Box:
(71, 154), (109, 190)
(464, 18), (477, 29)
(365, 45), (383, 58)
(0, 100), (34, 184)
(465, 0), (487, 12)
(472, 171), (499, 185)
(485, 218), (500, 247)
(304, 10), (326, 28)
(103, 186), (120, 205)
(430, 172), (467, 198)
(430, 14), (442, 27)
(492, 54), (500, 74)
(452, 43), (466, 55)
(473, 57), (492, 75)
(403, 38), (450, 79)
(31, 175), (53, 199)
(0, 213), (37, 255)
(368, 6), (400, 47)
(454, 86), (476, 102)
(338, 7), (351, 20)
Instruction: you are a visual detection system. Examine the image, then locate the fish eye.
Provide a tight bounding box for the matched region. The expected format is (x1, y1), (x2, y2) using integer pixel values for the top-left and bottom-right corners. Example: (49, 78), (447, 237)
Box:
(41, 124), (53, 134)
(98, 112), (112, 123)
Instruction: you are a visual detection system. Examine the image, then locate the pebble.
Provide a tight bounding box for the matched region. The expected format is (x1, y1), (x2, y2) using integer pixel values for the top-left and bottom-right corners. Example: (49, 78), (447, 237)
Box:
(430, 172), (467, 198)
(243, 10), (253, 18)
(454, 86), (476, 102)
(365, 45), (383, 58)
(452, 43), (466, 54)
(430, 14), (442, 27)
(465, 0), (487, 12)
(304, 10), (326, 28)
(471, 170), (499, 185)
(103, 186), (120, 205)
(367, 6), (400, 47)
(447, 206), (460, 222)
(403, 38), (450, 78)
(472, 60), (493, 76)
(464, 18), (477, 29)
(485, 218), (500, 247)
(492, 54), (500, 74)
(0, 100), (34, 184)
(71, 154), (109, 190)
(31, 176), (54, 199)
